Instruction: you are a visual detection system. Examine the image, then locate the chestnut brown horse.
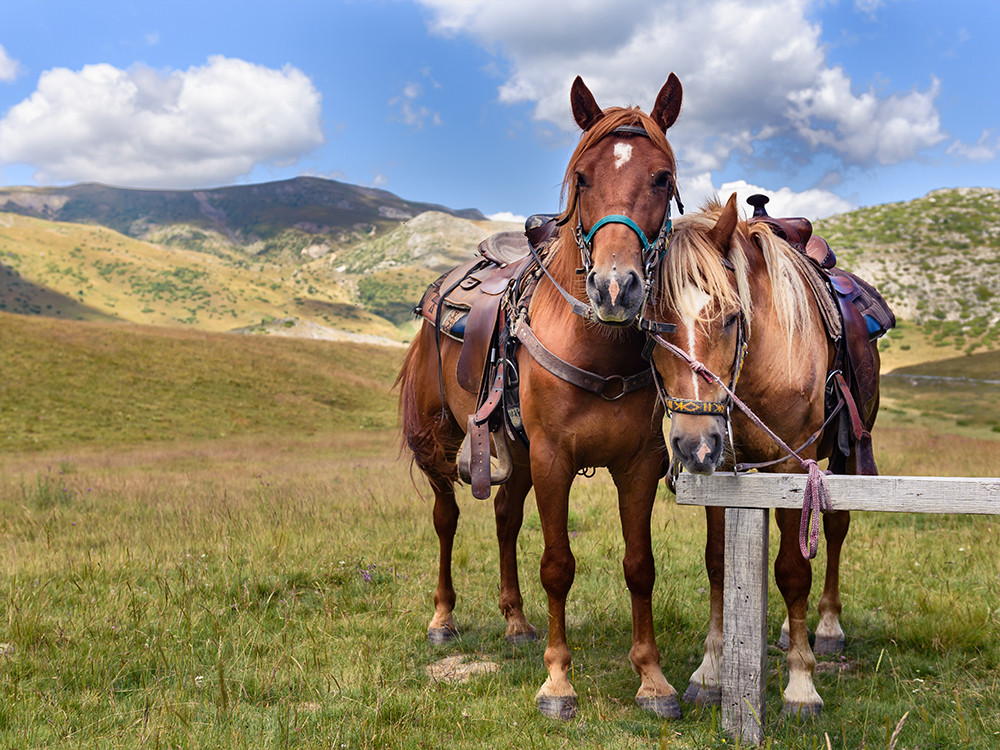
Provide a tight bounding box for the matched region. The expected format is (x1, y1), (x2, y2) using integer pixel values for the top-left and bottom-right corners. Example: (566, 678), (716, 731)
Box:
(646, 195), (880, 716)
(397, 75), (684, 719)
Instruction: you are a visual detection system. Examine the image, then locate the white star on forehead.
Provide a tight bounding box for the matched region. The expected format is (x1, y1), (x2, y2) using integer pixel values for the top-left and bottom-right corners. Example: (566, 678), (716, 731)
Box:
(613, 142), (632, 169)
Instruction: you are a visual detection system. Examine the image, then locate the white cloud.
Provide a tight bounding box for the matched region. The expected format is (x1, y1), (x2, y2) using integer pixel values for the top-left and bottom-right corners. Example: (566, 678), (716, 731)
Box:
(389, 80), (443, 129)
(487, 210), (526, 224)
(716, 178), (854, 220)
(680, 172), (852, 220)
(946, 130), (999, 163)
(787, 68), (945, 165)
(0, 56), (324, 187)
(416, 0), (946, 186)
(0, 44), (20, 82)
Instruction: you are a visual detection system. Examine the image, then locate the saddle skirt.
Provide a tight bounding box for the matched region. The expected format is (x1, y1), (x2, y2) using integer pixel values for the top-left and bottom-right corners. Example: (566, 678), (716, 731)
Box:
(412, 216), (558, 498)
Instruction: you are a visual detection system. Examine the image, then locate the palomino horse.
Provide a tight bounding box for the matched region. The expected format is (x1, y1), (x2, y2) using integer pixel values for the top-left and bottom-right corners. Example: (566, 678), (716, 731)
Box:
(646, 195), (880, 715)
(397, 75), (684, 719)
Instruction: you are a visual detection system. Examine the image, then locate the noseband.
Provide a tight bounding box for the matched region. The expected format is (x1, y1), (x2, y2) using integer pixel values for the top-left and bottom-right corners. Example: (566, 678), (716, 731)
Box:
(650, 313), (749, 417)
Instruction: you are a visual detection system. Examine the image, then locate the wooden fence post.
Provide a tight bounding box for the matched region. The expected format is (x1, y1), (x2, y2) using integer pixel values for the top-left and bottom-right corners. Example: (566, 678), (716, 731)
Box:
(675, 472), (1000, 746)
(723, 507), (769, 745)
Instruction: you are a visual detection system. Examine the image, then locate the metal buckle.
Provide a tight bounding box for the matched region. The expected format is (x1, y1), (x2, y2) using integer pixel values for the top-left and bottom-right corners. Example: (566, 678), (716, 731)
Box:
(601, 375), (628, 401)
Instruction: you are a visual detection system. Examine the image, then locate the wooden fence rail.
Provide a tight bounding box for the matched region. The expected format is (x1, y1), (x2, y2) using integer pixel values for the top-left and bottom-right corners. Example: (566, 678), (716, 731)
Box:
(674, 473), (1000, 745)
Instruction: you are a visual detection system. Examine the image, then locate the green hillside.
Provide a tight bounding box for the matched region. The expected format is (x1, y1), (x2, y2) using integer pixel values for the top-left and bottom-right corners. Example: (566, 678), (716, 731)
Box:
(0, 204), (513, 340)
(0, 312), (403, 452)
(816, 187), (1000, 355)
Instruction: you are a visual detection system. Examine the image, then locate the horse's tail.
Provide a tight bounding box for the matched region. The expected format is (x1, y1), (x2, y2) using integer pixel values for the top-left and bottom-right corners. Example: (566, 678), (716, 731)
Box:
(394, 324), (458, 483)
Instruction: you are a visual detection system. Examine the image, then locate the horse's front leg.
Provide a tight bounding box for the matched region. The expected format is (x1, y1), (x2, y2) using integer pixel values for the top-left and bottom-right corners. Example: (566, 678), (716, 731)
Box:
(427, 473), (461, 644)
(494, 464), (537, 643)
(685, 506), (725, 705)
(613, 456), (681, 719)
(531, 448), (579, 720)
(775, 508), (823, 716)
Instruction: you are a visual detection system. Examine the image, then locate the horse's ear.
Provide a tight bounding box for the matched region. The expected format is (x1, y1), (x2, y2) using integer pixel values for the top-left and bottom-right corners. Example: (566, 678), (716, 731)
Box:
(650, 73), (682, 132)
(707, 193), (739, 254)
(571, 76), (604, 131)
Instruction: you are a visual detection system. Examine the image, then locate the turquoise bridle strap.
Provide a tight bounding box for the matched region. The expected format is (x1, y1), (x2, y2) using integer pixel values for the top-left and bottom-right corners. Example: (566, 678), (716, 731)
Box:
(583, 214), (657, 251)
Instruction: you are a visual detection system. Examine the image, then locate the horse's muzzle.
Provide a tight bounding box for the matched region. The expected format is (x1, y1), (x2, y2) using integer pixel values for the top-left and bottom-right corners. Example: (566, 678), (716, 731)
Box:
(670, 422), (725, 475)
(585, 268), (643, 324)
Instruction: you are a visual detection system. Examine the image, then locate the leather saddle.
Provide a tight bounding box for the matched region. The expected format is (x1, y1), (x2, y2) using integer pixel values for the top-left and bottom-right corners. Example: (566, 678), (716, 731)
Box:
(747, 195), (895, 475)
(413, 215), (559, 498)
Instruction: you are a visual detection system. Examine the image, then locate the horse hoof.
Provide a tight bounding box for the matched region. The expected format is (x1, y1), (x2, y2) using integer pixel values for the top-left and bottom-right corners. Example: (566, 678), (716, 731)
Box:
(777, 631), (790, 651)
(427, 627), (458, 645)
(782, 701), (823, 718)
(637, 694), (682, 719)
(505, 629), (537, 645)
(682, 683), (721, 705)
(813, 635), (845, 655)
(536, 694), (578, 721)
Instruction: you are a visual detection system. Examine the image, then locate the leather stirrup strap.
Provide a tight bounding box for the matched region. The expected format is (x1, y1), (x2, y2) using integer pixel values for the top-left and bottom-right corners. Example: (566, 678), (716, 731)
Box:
(834, 372), (878, 475)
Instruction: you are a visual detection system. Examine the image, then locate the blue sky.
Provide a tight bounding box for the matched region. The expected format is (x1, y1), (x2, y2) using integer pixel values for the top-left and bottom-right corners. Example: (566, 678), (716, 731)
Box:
(1, 0), (997, 221)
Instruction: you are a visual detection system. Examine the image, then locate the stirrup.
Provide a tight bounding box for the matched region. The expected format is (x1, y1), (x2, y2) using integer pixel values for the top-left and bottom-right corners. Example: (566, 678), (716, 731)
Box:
(457, 417), (513, 497)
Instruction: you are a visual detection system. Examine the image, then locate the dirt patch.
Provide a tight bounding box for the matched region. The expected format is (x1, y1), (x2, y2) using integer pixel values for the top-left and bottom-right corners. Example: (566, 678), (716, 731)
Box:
(425, 655), (500, 684)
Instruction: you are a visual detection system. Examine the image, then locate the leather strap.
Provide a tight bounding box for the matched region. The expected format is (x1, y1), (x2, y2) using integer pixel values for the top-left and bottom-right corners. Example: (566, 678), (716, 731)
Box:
(470, 421), (491, 499)
(514, 319), (652, 399)
(834, 371), (878, 475)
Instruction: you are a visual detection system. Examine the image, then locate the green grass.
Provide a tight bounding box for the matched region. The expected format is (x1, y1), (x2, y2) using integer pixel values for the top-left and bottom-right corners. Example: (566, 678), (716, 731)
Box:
(0, 313), (998, 747)
(0, 312), (402, 451)
(0, 427), (998, 748)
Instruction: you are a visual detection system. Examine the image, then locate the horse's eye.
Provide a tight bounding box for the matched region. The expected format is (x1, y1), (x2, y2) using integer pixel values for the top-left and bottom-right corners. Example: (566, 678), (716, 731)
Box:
(652, 170), (673, 190)
(723, 313), (739, 329)
(576, 171), (590, 190)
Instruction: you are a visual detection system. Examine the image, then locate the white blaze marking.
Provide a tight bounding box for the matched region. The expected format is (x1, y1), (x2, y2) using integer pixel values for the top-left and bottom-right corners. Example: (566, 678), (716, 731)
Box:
(679, 286), (712, 399)
(613, 142), (632, 169)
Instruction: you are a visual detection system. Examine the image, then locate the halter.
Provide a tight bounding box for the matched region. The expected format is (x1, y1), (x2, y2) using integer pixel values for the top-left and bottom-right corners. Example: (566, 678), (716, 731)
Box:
(571, 125), (681, 283)
(541, 123), (682, 335)
(573, 206), (674, 283)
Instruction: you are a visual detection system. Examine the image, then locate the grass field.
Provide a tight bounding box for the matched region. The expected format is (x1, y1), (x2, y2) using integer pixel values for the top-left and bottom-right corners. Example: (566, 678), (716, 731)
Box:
(1, 314), (998, 748)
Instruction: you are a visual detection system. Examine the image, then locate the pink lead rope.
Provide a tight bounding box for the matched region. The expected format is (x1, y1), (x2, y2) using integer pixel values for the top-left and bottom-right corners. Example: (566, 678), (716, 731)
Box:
(651, 333), (832, 559)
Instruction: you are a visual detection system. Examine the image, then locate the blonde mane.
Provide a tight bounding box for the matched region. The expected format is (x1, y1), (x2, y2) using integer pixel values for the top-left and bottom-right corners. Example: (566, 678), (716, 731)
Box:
(658, 198), (815, 347)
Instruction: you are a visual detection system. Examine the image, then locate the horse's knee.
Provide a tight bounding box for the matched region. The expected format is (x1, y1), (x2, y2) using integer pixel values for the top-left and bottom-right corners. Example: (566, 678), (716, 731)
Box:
(622, 552), (655, 597)
(540, 547), (575, 598)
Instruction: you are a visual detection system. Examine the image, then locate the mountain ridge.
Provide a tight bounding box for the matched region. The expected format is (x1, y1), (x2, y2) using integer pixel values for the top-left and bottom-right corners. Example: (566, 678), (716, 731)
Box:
(0, 176), (487, 259)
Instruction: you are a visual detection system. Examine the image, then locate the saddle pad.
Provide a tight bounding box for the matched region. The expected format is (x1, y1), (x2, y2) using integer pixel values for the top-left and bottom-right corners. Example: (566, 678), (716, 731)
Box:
(786, 247), (842, 340)
(828, 269), (895, 338)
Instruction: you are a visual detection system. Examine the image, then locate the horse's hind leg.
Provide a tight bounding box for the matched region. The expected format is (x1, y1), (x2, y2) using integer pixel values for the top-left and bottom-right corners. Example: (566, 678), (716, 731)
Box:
(815, 510), (849, 654)
(495, 466), (536, 643)
(775, 508), (823, 716)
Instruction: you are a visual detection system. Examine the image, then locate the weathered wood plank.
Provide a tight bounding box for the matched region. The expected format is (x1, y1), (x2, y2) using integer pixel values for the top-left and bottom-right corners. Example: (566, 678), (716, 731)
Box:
(676, 474), (1000, 514)
(722, 507), (769, 745)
